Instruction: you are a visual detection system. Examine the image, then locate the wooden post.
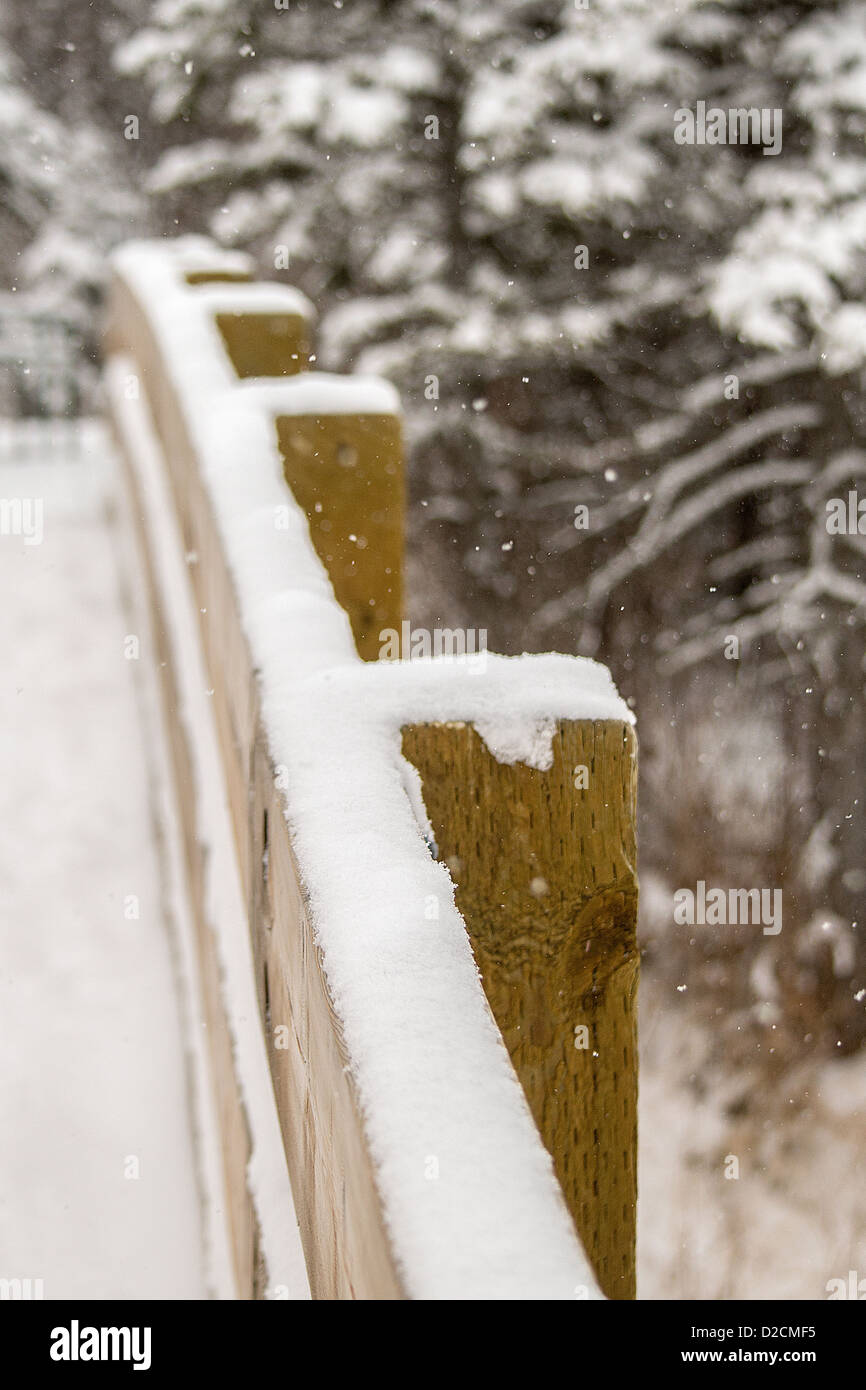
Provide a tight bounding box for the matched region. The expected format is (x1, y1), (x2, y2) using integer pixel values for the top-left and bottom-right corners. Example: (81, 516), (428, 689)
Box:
(216, 311), (311, 378)
(400, 718), (639, 1299)
(212, 293), (403, 660)
(275, 412), (404, 660)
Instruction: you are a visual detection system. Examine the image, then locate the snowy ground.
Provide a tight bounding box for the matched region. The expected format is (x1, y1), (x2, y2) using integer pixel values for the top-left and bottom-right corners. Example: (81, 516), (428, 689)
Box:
(0, 424), (206, 1298)
(638, 974), (866, 1300)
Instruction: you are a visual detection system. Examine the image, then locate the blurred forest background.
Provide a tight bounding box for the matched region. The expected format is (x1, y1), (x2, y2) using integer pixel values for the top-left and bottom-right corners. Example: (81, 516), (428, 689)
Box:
(2, 0), (865, 1296)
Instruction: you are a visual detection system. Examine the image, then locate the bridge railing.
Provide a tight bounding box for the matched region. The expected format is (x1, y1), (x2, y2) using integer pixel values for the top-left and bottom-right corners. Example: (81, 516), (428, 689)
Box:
(104, 236), (638, 1301)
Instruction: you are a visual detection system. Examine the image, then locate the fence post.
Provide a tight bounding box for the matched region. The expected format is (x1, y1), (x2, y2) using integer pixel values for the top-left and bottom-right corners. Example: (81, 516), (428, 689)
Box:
(215, 310), (311, 379)
(275, 408), (404, 660)
(190, 280), (403, 659)
(401, 717), (639, 1299)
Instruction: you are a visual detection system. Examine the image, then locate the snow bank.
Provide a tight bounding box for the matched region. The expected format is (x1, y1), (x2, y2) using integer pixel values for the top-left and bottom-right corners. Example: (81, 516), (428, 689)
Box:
(108, 236), (634, 1300)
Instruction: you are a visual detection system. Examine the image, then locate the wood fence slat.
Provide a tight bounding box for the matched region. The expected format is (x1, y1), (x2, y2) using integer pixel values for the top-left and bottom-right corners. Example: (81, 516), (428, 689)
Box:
(275, 412), (403, 659)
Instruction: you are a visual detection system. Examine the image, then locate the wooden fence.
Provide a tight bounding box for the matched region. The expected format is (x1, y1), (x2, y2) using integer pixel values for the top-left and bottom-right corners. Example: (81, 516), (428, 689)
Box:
(104, 237), (639, 1301)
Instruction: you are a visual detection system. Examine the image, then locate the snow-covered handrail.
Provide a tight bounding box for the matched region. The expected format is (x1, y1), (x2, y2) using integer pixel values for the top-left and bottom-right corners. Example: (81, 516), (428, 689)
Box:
(104, 237), (638, 1301)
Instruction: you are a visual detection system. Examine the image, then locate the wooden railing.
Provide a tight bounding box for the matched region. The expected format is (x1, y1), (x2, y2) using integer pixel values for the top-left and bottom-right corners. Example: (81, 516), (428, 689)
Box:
(104, 236), (639, 1301)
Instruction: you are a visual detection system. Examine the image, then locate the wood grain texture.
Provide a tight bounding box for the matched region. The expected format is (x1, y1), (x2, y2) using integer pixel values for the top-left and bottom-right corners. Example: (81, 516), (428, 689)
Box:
(401, 719), (639, 1299)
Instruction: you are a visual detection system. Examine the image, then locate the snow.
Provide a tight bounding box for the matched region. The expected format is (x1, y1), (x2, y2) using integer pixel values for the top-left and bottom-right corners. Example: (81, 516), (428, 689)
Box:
(289, 653), (633, 772)
(108, 369), (310, 1299)
(146, 140), (244, 194)
(106, 237), (637, 1298)
(520, 141), (659, 216)
(147, 233), (253, 282)
(232, 374), (400, 419)
(227, 62), (410, 149)
(375, 46), (439, 94)
(0, 428), (205, 1298)
(323, 81), (407, 149)
(229, 64), (324, 134)
(192, 280), (316, 324)
(639, 975), (866, 1300)
(819, 303), (866, 375)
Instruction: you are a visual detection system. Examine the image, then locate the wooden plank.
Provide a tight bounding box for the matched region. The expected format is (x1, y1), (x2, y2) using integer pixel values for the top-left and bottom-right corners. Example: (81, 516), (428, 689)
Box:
(400, 718), (639, 1299)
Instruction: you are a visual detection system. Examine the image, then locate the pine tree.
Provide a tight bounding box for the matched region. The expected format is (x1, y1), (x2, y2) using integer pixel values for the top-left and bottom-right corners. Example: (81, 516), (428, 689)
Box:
(0, 3), (146, 408)
(117, 0), (866, 1058)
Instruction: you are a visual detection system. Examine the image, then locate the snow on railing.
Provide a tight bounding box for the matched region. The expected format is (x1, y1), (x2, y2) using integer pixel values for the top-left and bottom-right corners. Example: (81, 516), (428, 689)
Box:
(104, 236), (638, 1301)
